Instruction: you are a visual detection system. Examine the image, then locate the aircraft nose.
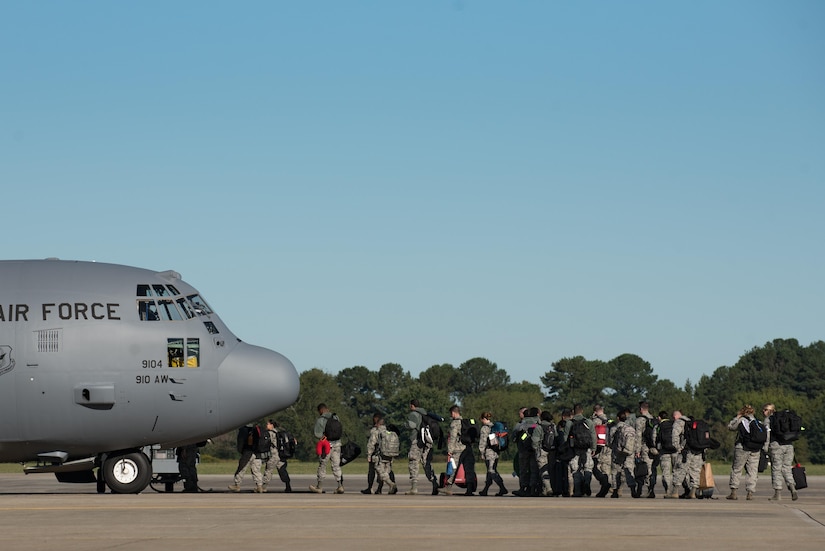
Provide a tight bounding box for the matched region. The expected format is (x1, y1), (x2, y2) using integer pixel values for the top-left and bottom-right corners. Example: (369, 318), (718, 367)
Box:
(217, 343), (300, 429)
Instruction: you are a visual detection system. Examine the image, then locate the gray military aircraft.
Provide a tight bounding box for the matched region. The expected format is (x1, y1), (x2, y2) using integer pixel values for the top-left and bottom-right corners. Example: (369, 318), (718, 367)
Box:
(0, 259), (300, 493)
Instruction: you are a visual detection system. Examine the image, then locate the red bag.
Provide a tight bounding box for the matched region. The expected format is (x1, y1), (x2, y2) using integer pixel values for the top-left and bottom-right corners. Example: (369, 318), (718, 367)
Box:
(316, 439), (331, 458)
(454, 464), (466, 485)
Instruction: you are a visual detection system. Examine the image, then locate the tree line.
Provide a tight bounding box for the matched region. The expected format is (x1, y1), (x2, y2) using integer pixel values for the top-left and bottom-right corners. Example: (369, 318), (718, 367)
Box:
(206, 338), (824, 464)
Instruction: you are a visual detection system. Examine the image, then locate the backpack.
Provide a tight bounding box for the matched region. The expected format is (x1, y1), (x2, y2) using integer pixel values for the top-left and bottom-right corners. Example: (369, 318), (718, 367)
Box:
(257, 426), (273, 459)
(611, 422), (636, 458)
(568, 418), (593, 449)
(460, 418), (480, 445)
(657, 419), (677, 453)
(555, 422), (576, 461)
(490, 421), (509, 453)
(379, 427), (401, 457)
(419, 411), (445, 450)
(541, 422), (557, 452)
(685, 419), (712, 451)
(594, 424), (607, 448)
(323, 414), (343, 441)
(641, 416), (659, 449)
(340, 440), (361, 466)
(275, 429), (295, 459)
(739, 417), (767, 452)
(515, 424), (537, 452)
(772, 410), (803, 443)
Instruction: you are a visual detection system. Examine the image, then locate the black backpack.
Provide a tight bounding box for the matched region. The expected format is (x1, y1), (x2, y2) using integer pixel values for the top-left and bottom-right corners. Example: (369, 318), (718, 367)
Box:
(460, 418), (480, 445)
(657, 419), (677, 453)
(568, 418), (593, 449)
(276, 429), (295, 459)
(641, 416), (659, 449)
(553, 421), (575, 461)
(257, 426), (272, 460)
(772, 410), (803, 443)
(541, 422), (557, 452)
(685, 419), (712, 451)
(515, 424), (536, 452)
(740, 418), (767, 452)
(324, 414), (343, 441)
(419, 411), (445, 450)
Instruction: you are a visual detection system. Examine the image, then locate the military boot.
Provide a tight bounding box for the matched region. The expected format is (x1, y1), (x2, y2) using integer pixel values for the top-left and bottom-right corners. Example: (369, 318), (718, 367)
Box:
(404, 481), (418, 495)
(479, 474), (493, 496)
(790, 484), (799, 501)
(726, 489), (738, 500)
(572, 473), (584, 497)
(746, 491), (754, 500)
(769, 489), (781, 501)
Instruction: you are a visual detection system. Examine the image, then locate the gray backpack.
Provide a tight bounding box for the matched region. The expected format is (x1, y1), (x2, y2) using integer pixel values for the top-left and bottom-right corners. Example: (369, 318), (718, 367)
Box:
(379, 428), (401, 457)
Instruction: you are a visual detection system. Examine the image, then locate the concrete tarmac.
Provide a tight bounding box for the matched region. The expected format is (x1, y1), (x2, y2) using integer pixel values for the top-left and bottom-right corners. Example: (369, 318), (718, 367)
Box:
(0, 472), (823, 550)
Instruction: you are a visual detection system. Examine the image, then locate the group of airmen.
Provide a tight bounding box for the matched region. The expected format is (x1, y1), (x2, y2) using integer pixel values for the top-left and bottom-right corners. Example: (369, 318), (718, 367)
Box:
(218, 398), (802, 501)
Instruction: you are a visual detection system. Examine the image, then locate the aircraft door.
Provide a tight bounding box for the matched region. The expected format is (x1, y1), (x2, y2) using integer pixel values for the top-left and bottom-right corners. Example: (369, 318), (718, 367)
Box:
(0, 342), (18, 447)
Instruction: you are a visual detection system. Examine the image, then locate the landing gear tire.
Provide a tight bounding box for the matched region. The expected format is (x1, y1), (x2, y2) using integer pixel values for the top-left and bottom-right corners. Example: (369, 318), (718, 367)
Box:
(102, 451), (152, 494)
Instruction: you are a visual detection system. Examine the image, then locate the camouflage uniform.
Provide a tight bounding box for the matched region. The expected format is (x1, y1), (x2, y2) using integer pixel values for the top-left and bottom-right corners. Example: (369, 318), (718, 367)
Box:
(766, 411), (798, 500)
(406, 407), (435, 494)
(727, 415), (759, 497)
(591, 413), (613, 497)
(668, 416), (702, 498)
(366, 424), (397, 494)
(565, 414), (596, 497)
(262, 426), (292, 492)
(478, 420), (507, 495)
(312, 412), (342, 493)
(230, 425), (263, 492)
(634, 412), (656, 497)
(610, 419), (637, 497)
(444, 416), (466, 488)
(531, 419), (555, 496)
(658, 421), (679, 495)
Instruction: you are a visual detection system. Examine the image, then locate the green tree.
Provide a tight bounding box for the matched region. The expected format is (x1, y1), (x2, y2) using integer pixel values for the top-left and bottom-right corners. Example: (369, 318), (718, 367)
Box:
(541, 356), (609, 409)
(603, 353), (657, 413)
(419, 363), (457, 394)
(336, 365), (379, 424)
(453, 357), (510, 401)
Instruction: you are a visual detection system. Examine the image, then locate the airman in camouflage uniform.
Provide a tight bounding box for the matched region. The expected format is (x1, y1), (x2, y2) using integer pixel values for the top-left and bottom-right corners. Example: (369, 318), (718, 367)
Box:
(657, 410), (679, 495)
(405, 399), (436, 495)
(565, 404), (596, 497)
(610, 408), (638, 498)
(764, 403), (799, 501)
(262, 420), (292, 493)
(309, 403), (343, 494)
(725, 404), (760, 500)
(591, 406), (613, 498)
(532, 410), (555, 496)
(666, 413), (702, 498)
(441, 405), (467, 495)
(366, 413), (398, 494)
(634, 401), (657, 498)
(478, 411), (508, 496)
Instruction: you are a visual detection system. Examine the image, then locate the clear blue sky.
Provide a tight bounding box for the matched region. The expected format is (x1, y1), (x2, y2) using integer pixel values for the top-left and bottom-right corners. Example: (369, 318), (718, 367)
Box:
(3, 1), (823, 389)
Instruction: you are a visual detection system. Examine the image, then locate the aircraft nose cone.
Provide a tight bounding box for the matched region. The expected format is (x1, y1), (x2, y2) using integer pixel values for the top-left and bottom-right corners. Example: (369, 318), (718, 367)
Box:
(217, 343), (299, 429)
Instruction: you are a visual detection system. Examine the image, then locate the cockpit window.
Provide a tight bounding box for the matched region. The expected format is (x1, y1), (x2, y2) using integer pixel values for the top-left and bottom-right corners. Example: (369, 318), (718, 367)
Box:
(138, 300), (159, 321)
(136, 285), (215, 323)
(187, 295), (213, 316)
(153, 284), (172, 297)
(156, 299), (184, 321)
(176, 297), (195, 319)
